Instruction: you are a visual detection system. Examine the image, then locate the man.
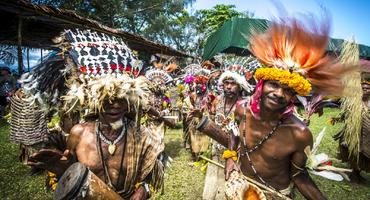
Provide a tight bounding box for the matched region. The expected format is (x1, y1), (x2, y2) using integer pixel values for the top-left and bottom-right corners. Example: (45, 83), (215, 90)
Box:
(333, 60), (370, 183)
(29, 98), (162, 199)
(197, 15), (353, 199)
(20, 29), (164, 199)
(198, 57), (259, 200)
(144, 67), (176, 129)
(229, 80), (320, 198)
(182, 70), (211, 160)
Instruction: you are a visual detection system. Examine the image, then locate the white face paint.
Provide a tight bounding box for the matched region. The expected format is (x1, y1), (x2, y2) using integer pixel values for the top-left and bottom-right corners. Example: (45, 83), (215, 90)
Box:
(110, 118), (124, 131)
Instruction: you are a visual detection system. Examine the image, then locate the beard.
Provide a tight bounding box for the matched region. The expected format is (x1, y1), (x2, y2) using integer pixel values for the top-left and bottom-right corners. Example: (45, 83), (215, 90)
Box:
(224, 90), (237, 98)
(109, 118), (124, 131)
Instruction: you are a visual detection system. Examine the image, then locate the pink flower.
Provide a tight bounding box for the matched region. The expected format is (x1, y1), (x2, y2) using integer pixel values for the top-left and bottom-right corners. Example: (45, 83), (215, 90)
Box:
(185, 75), (195, 84)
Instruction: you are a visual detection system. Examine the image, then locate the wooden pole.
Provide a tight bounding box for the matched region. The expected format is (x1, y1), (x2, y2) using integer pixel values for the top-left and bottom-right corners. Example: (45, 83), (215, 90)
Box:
(40, 49), (43, 62)
(198, 155), (292, 200)
(27, 48), (30, 72)
(17, 17), (23, 75)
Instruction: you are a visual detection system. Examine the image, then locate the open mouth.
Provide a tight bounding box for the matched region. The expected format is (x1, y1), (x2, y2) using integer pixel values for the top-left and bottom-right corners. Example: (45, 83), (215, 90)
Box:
(105, 110), (122, 118)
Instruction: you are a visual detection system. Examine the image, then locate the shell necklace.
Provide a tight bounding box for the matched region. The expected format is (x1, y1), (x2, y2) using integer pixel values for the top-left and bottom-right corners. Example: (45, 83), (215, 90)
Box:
(97, 121), (126, 155)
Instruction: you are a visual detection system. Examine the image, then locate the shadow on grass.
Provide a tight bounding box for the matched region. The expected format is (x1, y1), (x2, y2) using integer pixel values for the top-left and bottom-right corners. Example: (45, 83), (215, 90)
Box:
(164, 138), (183, 159)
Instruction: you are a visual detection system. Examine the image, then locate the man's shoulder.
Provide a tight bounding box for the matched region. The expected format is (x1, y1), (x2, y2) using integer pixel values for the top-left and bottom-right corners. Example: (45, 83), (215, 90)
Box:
(234, 97), (250, 115)
(70, 122), (94, 136)
(285, 115), (313, 145)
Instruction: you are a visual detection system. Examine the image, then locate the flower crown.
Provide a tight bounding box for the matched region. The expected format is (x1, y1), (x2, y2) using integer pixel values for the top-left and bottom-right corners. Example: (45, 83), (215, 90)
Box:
(254, 68), (312, 96)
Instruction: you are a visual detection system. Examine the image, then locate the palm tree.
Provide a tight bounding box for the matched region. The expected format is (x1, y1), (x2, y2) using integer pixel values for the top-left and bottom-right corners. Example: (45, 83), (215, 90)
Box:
(0, 45), (17, 66)
(0, 45), (39, 74)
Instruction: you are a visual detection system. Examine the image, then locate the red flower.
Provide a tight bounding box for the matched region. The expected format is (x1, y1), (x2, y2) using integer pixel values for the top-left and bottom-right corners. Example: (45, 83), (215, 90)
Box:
(245, 72), (252, 80)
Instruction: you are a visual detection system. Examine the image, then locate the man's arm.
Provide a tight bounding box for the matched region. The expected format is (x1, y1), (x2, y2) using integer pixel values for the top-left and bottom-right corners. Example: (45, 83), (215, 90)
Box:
(146, 106), (176, 128)
(196, 116), (229, 147)
(27, 124), (81, 177)
(224, 104), (244, 180)
(291, 127), (326, 200)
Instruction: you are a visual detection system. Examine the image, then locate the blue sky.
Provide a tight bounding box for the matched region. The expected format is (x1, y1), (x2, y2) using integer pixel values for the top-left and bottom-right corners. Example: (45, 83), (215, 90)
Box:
(191, 0), (370, 46)
(0, 49), (49, 73)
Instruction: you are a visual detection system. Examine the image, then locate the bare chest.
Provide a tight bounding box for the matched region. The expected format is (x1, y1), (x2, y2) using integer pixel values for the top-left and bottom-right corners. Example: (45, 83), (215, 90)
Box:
(75, 135), (127, 187)
(239, 119), (296, 162)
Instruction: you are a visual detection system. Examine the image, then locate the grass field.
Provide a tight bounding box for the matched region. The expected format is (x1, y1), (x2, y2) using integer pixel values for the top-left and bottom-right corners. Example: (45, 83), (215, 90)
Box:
(0, 108), (369, 200)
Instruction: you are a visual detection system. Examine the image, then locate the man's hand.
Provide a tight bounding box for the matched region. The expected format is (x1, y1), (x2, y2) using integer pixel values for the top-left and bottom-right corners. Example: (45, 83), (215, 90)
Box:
(130, 186), (148, 200)
(27, 149), (76, 177)
(225, 158), (239, 181)
(189, 109), (203, 119)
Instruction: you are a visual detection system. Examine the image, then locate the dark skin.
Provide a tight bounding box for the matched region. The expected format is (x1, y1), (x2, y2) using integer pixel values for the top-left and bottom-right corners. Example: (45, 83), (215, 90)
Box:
(28, 100), (148, 200)
(222, 79), (240, 113)
(191, 79), (240, 119)
(219, 79), (242, 177)
(225, 80), (326, 200)
(192, 78), (242, 176)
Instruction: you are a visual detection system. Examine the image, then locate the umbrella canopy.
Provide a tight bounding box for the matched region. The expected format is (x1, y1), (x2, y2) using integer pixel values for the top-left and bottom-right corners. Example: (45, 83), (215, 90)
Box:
(202, 17), (269, 60)
(203, 17), (370, 60)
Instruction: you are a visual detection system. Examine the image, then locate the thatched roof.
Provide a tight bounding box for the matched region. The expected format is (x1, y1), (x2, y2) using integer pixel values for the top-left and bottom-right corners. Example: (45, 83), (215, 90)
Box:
(0, 0), (190, 57)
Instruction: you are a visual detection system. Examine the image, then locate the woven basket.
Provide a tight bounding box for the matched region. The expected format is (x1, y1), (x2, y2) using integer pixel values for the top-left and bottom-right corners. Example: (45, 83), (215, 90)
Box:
(10, 91), (48, 146)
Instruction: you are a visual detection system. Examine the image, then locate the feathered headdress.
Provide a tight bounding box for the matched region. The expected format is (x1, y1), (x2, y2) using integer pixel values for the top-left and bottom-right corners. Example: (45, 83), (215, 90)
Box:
(20, 29), (150, 113)
(145, 69), (173, 85)
(250, 14), (353, 96)
(216, 54), (261, 92)
(182, 63), (210, 84)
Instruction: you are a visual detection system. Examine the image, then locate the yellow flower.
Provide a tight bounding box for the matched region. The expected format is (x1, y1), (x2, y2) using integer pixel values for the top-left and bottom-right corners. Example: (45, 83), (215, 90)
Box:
(222, 150), (238, 161)
(326, 118), (334, 125)
(254, 68), (312, 96)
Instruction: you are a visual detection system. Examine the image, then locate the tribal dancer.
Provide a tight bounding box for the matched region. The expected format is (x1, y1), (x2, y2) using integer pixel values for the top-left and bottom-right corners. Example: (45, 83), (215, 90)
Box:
(17, 29), (165, 199)
(333, 44), (370, 183)
(182, 64), (212, 160)
(197, 13), (355, 199)
(144, 67), (177, 140)
(197, 55), (261, 200)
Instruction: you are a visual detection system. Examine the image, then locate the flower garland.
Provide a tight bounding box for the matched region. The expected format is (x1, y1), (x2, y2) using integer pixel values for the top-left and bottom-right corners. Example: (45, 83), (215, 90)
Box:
(254, 68), (312, 96)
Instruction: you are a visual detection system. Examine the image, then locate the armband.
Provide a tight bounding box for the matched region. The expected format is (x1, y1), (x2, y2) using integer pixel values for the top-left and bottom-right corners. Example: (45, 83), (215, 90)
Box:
(222, 150), (238, 161)
(135, 182), (155, 197)
(291, 162), (306, 177)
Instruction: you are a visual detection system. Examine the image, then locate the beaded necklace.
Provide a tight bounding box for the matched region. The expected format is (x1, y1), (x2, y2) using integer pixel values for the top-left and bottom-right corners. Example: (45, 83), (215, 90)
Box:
(240, 104), (285, 190)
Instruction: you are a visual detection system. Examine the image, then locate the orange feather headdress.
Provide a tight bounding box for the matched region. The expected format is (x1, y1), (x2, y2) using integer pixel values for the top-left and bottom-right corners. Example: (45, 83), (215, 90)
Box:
(250, 15), (353, 96)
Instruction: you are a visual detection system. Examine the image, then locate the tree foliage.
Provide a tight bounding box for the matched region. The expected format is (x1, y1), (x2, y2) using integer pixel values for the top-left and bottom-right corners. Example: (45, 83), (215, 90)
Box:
(29, 1), (252, 55)
(191, 4), (253, 54)
(196, 4), (253, 35)
(0, 45), (17, 66)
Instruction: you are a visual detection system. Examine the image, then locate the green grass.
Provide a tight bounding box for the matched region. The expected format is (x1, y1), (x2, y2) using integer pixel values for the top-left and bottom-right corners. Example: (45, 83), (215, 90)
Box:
(1, 108), (369, 199)
(294, 108), (370, 200)
(0, 120), (52, 200)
